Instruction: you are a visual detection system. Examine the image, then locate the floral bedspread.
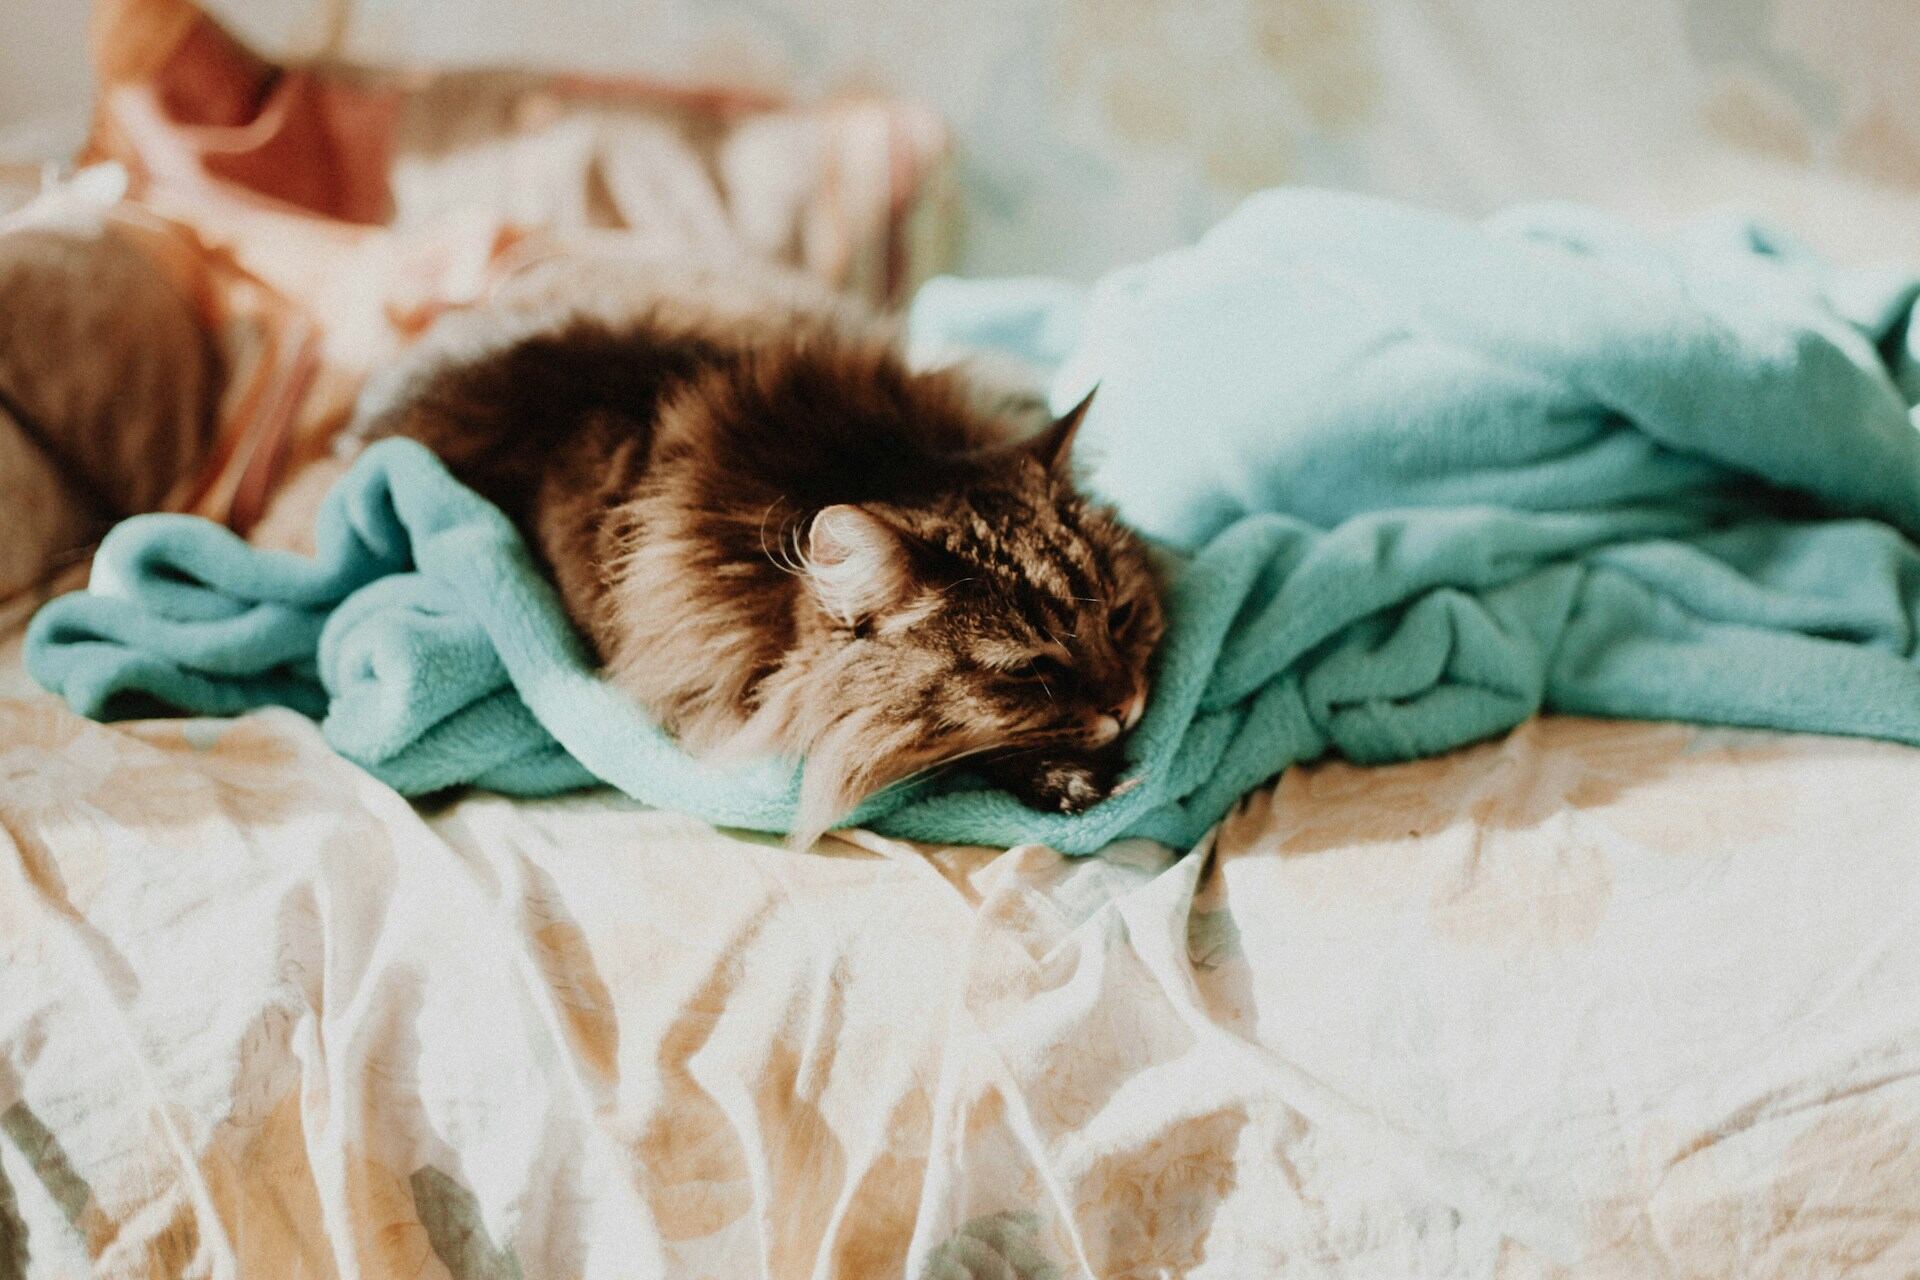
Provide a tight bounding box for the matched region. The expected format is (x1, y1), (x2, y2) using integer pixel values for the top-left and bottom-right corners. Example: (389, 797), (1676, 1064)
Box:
(5, 676), (1920, 1277)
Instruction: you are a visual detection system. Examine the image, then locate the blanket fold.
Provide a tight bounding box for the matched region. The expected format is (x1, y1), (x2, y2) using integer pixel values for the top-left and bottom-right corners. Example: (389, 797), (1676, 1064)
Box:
(29, 190), (1920, 853)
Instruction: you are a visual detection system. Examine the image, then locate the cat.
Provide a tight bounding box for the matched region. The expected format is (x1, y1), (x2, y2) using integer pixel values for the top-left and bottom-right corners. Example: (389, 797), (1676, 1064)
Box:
(350, 254), (1163, 844)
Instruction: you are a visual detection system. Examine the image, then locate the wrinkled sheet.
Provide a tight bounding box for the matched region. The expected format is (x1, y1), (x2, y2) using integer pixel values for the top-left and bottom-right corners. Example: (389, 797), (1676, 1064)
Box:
(6, 662), (1920, 1276)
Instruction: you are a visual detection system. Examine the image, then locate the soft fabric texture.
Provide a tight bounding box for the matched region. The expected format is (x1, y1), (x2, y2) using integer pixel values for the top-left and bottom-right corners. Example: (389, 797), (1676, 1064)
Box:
(89, 0), (950, 304)
(29, 189), (1920, 853)
(45, 0), (953, 548)
(7, 694), (1920, 1277)
(0, 185), (219, 597)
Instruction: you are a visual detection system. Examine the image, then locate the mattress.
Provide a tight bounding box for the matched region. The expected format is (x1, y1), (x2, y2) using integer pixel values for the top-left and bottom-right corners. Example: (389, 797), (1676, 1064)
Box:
(5, 611), (1920, 1278)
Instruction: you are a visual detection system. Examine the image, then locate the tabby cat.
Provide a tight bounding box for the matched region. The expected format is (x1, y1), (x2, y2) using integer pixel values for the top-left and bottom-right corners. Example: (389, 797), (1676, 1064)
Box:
(351, 256), (1163, 844)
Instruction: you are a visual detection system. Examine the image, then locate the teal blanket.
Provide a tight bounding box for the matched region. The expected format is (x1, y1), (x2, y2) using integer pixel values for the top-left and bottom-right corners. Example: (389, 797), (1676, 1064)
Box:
(29, 190), (1920, 854)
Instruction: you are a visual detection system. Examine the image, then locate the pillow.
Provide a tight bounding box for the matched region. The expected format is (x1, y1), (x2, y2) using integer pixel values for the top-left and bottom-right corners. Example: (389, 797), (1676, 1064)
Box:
(0, 198), (217, 599)
(85, 0), (953, 308)
(50, 0), (956, 552)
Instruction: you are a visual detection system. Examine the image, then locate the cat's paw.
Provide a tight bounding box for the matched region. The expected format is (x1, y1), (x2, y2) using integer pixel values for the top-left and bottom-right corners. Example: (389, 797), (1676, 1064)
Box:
(991, 750), (1124, 815)
(1029, 759), (1109, 813)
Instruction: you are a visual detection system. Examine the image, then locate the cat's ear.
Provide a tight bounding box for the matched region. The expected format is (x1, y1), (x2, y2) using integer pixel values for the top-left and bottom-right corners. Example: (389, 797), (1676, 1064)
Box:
(1028, 384), (1098, 474)
(803, 504), (912, 625)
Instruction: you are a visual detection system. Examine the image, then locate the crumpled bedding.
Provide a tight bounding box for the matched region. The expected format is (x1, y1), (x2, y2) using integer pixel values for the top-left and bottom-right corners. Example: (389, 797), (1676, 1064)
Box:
(7, 0), (949, 554)
(6, 654), (1920, 1276)
(87, 0), (950, 304)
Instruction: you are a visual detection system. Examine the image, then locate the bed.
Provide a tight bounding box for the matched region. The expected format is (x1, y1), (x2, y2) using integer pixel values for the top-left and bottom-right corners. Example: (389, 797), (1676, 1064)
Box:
(9, 5), (1920, 1278)
(9, 611), (1920, 1277)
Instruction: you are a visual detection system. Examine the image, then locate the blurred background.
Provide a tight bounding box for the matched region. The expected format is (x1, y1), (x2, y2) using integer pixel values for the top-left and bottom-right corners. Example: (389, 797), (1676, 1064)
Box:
(7, 0), (1920, 278)
(8, 0), (1920, 604)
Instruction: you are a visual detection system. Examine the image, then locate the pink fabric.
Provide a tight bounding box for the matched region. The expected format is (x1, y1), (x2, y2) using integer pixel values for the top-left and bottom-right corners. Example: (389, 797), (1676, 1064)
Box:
(71, 0), (951, 535)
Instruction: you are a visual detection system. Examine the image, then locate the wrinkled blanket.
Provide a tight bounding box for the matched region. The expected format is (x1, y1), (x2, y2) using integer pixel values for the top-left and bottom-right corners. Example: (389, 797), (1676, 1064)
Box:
(29, 190), (1920, 852)
(7, 694), (1920, 1277)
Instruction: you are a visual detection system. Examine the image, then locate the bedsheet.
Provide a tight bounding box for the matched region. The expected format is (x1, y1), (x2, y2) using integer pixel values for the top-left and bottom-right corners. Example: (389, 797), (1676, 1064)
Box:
(5, 663), (1920, 1276)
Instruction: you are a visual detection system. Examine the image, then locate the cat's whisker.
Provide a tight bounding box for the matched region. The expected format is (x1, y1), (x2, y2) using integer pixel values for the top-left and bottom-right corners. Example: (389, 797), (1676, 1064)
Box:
(784, 522), (811, 575)
(1042, 624), (1078, 648)
(875, 740), (1007, 793)
(765, 511), (814, 579)
(924, 742), (1005, 772)
(758, 501), (801, 577)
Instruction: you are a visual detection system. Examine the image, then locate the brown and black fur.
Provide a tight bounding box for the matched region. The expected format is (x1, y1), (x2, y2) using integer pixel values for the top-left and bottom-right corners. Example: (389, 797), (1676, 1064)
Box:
(351, 256), (1163, 844)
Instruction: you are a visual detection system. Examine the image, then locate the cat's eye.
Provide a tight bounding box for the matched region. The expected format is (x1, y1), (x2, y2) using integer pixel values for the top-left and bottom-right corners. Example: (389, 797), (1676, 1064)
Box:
(1110, 599), (1137, 632)
(1006, 655), (1071, 683)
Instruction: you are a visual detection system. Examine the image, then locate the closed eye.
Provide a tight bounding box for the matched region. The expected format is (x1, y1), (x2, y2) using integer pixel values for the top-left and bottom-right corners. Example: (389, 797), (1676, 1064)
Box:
(1005, 654), (1073, 684)
(1109, 599), (1137, 633)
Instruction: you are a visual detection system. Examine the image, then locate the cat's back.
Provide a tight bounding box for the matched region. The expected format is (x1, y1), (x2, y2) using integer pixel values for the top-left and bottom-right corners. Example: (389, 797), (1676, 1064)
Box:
(348, 245), (1041, 546)
(348, 249), (857, 511)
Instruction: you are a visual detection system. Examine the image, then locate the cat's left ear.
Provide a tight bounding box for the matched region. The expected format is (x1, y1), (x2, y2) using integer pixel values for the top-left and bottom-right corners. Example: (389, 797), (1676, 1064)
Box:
(803, 504), (912, 625)
(1028, 384), (1098, 474)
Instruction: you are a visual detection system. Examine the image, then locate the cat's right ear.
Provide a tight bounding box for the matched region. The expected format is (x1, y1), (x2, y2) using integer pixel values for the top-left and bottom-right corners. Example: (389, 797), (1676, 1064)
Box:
(802, 504), (911, 625)
(1028, 384), (1098, 474)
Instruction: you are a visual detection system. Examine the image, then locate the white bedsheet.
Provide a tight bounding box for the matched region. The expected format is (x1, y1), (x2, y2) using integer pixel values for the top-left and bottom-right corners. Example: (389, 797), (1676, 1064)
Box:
(4, 678), (1920, 1277)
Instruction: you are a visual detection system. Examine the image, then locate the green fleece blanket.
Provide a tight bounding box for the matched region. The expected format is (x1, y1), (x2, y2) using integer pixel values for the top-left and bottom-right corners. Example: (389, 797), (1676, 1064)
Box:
(28, 190), (1920, 854)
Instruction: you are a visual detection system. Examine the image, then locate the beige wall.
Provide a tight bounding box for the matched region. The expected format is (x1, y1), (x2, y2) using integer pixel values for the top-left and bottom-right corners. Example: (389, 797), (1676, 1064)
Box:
(7, 0), (1920, 274)
(0, 0), (92, 157)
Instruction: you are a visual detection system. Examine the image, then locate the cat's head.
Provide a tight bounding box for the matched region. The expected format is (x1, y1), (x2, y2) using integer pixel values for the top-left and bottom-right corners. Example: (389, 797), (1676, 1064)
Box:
(762, 392), (1166, 842)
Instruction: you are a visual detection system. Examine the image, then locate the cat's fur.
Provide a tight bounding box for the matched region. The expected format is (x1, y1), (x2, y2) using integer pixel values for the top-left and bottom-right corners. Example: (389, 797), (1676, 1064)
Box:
(351, 256), (1163, 844)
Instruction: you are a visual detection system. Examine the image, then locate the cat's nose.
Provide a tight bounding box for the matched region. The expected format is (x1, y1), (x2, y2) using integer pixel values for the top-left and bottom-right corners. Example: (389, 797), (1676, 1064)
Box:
(1111, 688), (1146, 730)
